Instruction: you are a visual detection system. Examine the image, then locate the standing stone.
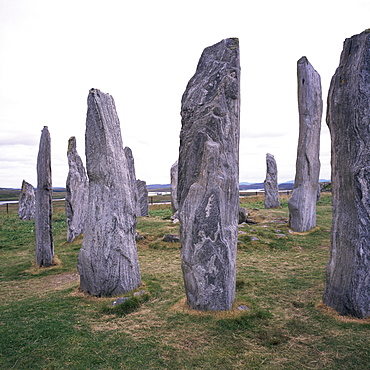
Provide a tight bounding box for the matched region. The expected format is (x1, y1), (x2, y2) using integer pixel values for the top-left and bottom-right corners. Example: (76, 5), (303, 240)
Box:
(136, 179), (149, 216)
(323, 31), (370, 318)
(18, 180), (35, 220)
(178, 38), (240, 311)
(264, 153), (280, 209)
(78, 89), (141, 296)
(35, 126), (54, 267)
(65, 136), (89, 242)
(124, 146), (141, 217)
(288, 56), (322, 232)
(170, 160), (179, 214)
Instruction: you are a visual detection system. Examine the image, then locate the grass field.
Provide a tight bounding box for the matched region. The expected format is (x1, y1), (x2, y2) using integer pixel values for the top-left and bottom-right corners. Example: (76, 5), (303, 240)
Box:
(1, 194), (370, 369)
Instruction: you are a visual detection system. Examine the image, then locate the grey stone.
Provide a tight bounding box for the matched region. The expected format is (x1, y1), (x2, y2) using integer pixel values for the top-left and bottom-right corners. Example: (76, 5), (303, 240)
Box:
(65, 137), (89, 242)
(178, 38), (240, 311)
(135, 232), (145, 241)
(35, 126), (54, 267)
(170, 160), (179, 214)
(264, 153), (280, 209)
(78, 89), (141, 297)
(111, 297), (129, 306)
(288, 56), (322, 232)
(237, 305), (250, 310)
(136, 179), (149, 217)
(238, 207), (248, 224)
(124, 147), (141, 217)
(18, 180), (35, 220)
(163, 234), (180, 243)
(249, 236), (259, 241)
(323, 31), (370, 318)
(170, 210), (179, 223)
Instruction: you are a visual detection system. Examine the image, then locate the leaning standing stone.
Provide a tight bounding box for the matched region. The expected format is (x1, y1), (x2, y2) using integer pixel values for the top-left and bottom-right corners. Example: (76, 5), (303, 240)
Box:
(18, 180), (35, 220)
(136, 179), (149, 217)
(78, 89), (141, 296)
(264, 153), (280, 209)
(65, 136), (89, 242)
(323, 31), (370, 318)
(178, 38), (240, 311)
(288, 57), (322, 232)
(35, 126), (54, 267)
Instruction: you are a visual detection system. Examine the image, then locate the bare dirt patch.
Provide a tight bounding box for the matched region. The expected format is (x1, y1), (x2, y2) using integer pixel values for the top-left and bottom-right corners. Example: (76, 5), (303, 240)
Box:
(2, 271), (80, 303)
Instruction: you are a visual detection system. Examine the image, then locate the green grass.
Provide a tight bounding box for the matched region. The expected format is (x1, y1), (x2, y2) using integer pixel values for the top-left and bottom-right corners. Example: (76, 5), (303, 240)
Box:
(1, 193), (370, 369)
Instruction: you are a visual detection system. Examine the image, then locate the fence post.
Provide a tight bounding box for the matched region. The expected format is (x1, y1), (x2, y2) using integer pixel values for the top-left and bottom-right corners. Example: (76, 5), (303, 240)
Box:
(6, 203), (9, 213)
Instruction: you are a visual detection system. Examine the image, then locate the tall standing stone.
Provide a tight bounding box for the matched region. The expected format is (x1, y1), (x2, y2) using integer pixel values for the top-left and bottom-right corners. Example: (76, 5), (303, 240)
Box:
(65, 136), (89, 242)
(264, 153), (280, 209)
(136, 179), (149, 216)
(124, 146), (140, 217)
(78, 89), (141, 296)
(170, 160), (179, 215)
(323, 31), (370, 318)
(35, 126), (54, 267)
(178, 38), (240, 311)
(18, 180), (35, 220)
(288, 56), (322, 232)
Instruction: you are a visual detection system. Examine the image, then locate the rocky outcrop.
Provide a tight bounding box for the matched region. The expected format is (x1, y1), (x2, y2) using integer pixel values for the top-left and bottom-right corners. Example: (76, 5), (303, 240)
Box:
(264, 153), (280, 209)
(78, 89), (141, 296)
(288, 57), (322, 232)
(178, 38), (240, 311)
(136, 179), (148, 216)
(35, 126), (54, 267)
(170, 160), (179, 215)
(323, 31), (370, 318)
(18, 180), (35, 220)
(65, 136), (89, 242)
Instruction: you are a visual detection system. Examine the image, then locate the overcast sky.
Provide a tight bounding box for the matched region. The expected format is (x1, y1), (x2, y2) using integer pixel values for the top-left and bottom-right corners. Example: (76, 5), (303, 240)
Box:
(1, 0), (370, 188)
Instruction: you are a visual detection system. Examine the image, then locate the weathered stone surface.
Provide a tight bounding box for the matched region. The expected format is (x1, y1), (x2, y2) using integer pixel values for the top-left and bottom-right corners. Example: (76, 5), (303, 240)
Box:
(124, 147), (140, 217)
(323, 31), (370, 318)
(264, 153), (280, 209)
(35, 126), (54, 267)
(136, 179), (149, 217)
(288, 57), (322, 232)
(78, 89), (141, 297)
(178, 38), (240, 311)
(65, 137), (89, 242)
(238, 207), (248, 224)
(18, 180), (35, 220)
(170, 160), (179, 214)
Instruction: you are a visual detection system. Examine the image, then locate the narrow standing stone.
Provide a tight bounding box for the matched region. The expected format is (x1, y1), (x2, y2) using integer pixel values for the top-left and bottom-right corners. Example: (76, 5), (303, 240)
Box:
(78, 89), (141, 296)
(65, 136), (89, 242)
(170, 160), (179, 215)
(136, 179), (149, 216)
(264, 153), (280, 209)
(178, 38), (240, 311)
(288, 56), (322, 232)
(323, 31), (370, 318)
(124, 146), (140, 217)
(35, 126), (54, 267)
(18, 180), (35, 220)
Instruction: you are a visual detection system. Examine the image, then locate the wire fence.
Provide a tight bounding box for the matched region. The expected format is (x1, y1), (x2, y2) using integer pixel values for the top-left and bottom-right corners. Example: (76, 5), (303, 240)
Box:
(0, 191), (294, 214)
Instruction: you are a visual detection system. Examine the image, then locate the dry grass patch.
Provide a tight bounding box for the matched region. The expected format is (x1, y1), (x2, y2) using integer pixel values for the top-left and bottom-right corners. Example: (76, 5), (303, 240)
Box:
(170, 296), (255, 319)
(316, 302), (370, 324)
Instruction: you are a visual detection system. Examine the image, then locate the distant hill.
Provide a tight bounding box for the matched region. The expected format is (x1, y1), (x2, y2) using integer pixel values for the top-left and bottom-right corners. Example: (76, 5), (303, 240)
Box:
(239, 183), (264, 190)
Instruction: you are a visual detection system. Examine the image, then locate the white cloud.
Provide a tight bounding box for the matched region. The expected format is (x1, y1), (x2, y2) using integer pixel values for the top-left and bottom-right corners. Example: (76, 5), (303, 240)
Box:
(1, 0), (369, 187)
